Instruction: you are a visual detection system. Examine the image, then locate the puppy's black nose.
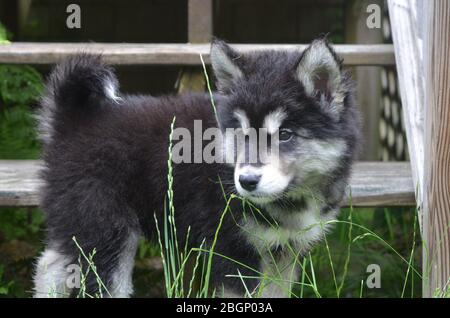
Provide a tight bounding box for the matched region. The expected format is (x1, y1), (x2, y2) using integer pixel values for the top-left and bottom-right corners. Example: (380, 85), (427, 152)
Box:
(239, 174), (261, 192)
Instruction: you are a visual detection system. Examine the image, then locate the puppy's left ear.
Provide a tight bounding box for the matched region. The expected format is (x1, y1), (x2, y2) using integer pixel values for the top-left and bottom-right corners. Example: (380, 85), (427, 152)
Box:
(210, 38), (243, 92)
(297, 39), (345, 119)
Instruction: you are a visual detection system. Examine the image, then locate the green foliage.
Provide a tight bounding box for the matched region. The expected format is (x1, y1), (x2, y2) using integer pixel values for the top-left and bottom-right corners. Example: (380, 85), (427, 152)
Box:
(0, 103), (41, 159)
(0, 266), (13, 295)
(0, 208), (44, 298)
(0, 22), (10, 44)
(137, 239), (160, 259)
(0, 22), (43, 159)
(0, 208), (43, 241)
(0, 65), (43, 105)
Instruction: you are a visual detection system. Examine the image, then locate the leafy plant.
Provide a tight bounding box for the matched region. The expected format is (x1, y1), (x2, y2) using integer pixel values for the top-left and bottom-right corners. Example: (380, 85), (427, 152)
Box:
(0, 22), (10, 44)
(0, 22), (43, 159)
(0, 65), (43, 105)
(0, 266), (14, 295)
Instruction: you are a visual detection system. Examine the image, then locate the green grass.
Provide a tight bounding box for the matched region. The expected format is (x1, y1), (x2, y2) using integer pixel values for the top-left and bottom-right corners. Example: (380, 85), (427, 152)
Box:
(152, 189), (422, 298)
(299, 207), (421, 298)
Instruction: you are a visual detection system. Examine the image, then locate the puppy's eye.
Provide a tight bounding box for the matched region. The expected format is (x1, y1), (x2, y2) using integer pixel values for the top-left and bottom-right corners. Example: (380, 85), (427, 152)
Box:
(279, 129), (294, 142)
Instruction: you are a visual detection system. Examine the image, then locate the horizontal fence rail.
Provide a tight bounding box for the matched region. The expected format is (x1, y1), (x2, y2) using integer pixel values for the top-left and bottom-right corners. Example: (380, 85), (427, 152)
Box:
(0, 160), (415, 208)
(0, 43), (395, 66)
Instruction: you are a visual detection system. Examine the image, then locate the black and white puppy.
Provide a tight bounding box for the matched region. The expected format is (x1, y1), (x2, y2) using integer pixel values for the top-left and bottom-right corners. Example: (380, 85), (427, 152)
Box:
(33, 38), (360, 298)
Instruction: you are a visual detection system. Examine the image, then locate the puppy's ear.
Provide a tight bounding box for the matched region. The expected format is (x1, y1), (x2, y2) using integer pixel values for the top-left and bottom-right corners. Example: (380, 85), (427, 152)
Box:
(210, 38), (243, 92)
(297, 38), (345, 118)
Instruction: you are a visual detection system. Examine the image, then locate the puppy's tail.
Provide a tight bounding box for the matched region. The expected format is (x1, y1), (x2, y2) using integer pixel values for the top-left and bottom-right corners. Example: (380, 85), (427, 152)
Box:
(37, 54), (120, 144)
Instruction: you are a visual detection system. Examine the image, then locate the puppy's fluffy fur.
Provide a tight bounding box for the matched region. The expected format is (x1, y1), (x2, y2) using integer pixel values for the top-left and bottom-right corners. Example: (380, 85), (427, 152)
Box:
(33, 38), (360, 298)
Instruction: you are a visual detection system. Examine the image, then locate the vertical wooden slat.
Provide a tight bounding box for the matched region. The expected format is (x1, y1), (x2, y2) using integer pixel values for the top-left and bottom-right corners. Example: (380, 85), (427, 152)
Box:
(345, 0), (383, 160)
(423, 0), (450, 298)
(179, 0), (213, 93)
(188, 0), (213, 43)
(17, 0), (33, 38)
(388, 0), (425, 227)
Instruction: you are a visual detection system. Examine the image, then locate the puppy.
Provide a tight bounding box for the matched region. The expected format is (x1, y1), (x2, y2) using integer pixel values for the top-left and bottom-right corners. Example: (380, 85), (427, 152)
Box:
(33, 38), (360, 298)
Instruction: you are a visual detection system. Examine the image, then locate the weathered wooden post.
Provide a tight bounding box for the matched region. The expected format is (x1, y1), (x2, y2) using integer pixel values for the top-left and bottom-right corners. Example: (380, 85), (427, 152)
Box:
(388, 0), (450, 296)
(345, 0), (383, 160)
(388, 0), (425, 225)
(422, 0), (450, 297)
(177, 0), (213, 93)
(188, 0), (213, 43)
